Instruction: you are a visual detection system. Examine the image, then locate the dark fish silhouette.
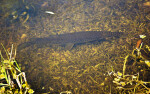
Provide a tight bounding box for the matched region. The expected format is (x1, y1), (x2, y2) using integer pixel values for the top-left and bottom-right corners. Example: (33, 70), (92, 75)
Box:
(17, 31), (124, 51)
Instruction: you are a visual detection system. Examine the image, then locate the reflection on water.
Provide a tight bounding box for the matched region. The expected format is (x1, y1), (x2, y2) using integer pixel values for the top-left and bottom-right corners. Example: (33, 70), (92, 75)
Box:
(0, 0), (150, 93)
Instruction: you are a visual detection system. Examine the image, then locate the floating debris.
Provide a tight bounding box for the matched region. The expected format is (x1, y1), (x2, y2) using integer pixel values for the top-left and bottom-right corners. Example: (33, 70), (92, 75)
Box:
(139, 35), (146, 39)
(45, 11), (55, 14)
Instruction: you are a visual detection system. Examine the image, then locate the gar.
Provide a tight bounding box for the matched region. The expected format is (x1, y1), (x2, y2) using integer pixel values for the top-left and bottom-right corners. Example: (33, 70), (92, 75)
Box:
(17, 31), (124, 51)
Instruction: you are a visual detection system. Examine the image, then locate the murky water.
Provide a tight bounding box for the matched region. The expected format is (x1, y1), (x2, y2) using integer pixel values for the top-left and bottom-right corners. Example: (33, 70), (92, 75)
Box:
(0, 0), (150, 93)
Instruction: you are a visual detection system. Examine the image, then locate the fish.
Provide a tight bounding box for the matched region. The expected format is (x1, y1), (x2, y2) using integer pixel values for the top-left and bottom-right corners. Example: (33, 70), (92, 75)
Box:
(17, 31), (124, 51)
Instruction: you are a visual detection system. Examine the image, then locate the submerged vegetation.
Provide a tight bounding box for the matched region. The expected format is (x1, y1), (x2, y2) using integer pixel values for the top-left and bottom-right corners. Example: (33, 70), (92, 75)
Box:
(0, 44), (34, 93)
(0, 0), (35, 25)
(0, 0), (150, 93)
(106, 38), (150, 93)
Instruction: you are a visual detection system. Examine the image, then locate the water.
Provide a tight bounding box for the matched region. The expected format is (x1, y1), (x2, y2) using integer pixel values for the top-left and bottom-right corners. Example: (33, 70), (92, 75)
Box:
(0, 0), (150, 93)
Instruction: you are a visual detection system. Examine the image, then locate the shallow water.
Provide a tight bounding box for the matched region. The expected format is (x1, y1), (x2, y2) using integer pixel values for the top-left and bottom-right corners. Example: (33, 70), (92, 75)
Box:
(0, 0), (150, 93)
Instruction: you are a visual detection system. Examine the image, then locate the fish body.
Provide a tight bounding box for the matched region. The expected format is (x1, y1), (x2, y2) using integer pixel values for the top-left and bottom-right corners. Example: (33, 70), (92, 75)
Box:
(17, 31), (124, 51)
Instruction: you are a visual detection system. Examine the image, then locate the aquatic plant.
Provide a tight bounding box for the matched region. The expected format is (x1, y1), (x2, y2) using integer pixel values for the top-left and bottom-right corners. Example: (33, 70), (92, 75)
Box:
(106, 37), (150, 93)
(0, 0), (35, 24)
(0, 44), (34, 94)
